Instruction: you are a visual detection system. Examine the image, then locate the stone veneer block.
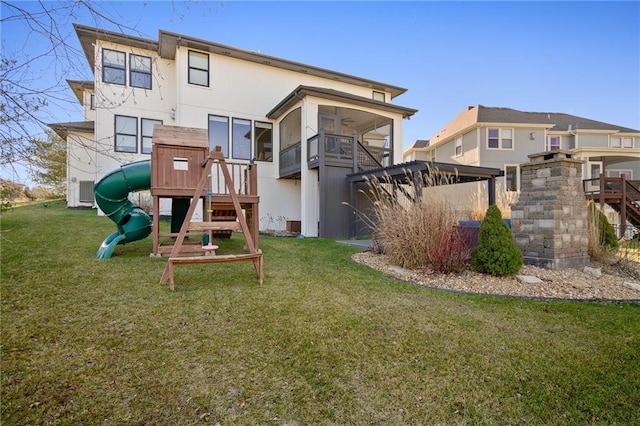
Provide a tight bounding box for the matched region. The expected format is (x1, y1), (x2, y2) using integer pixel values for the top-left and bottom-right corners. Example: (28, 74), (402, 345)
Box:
(511, 151), (590, 270)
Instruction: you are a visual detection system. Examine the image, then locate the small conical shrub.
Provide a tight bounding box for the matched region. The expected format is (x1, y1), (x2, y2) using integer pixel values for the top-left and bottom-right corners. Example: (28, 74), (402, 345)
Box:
(472, 205), (523, 276)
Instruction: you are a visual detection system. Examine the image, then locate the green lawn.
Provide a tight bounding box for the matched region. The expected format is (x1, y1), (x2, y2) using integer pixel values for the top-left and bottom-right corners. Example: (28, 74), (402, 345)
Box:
(2, 201), (639, 424)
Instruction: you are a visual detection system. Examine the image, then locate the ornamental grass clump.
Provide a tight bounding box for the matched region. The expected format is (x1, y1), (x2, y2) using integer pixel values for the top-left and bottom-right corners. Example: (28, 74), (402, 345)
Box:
(356, 170), (471, 272)
(471, 204), (523, 276)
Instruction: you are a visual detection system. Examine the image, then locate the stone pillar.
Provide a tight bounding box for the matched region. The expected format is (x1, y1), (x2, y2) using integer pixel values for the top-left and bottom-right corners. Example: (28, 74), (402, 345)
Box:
(511, 151), (589, 269)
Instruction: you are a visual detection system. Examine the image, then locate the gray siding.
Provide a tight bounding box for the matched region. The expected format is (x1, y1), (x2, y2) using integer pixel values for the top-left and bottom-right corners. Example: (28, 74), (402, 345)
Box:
(319, 164), (352, 238)
(578, 133), (609, 148)
(479, 127), (544, 169)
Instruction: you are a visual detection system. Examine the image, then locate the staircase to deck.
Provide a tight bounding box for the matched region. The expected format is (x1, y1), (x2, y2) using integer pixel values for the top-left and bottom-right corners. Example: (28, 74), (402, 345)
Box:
(583, 175), (640, 238)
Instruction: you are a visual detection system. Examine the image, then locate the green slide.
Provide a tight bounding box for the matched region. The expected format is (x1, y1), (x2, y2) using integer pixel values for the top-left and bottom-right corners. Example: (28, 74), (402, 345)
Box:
(94, 160), (152, 259)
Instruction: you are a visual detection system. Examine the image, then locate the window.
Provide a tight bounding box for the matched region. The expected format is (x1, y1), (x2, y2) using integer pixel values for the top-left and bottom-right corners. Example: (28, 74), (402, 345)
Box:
(188, 50), (209, 86)
(232, 118), (251, 160)
(208, 115), (229, 157)
(607, 170), (633, 179)
(280, 108), (302, 150)
(454, 137), (462, 157)
(141, 118), (162, 154)
(611, 137), (634, 148)
(487, 128), (514, 149)
(623, 137), (634, 148)
(501, 129), (513, 149)
(254, 121), (273, 162)
(547, 136), (560, 151)
(130, 54), (152, 89)
(102, 49), (126, 85)
(373, 91), (385, 102)
(505, 165), (519, 192)
(90, 94), (95, 110)
(488, 128), (499, 148)
(114, 115), (137, 152)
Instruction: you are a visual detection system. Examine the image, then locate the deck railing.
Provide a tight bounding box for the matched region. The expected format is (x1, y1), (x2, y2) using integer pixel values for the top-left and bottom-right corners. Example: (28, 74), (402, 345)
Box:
(583, 174), (640, 237)
(209, 160), (258, 197)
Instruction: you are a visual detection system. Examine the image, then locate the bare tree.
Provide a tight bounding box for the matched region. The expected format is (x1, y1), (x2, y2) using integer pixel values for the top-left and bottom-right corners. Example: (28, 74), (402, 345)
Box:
(0, 1), (200, 183)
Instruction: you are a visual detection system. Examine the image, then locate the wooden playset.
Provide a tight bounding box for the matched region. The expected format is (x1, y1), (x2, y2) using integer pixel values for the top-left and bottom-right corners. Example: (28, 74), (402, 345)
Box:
(150, 125), (263, 290)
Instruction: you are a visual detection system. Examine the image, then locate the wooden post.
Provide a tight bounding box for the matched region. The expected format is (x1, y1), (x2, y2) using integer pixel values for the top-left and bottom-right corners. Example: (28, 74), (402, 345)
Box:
(620, 174), (627, 238)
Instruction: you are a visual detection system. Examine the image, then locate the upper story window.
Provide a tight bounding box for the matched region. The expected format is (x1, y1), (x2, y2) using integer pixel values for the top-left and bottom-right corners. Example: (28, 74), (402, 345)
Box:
(611, 136), (634, 148)
(114, 115), (137, 153)
(188, 50), (209, 87)
(141, 118), (162, 154)
(487, 128), (513, 149)
(547, 136), (560, 151)
(102, 49), (126, 85)
(454, 137), (462, 157)
(232, 118), (251, 160)
(208, 115), (229, 157)
(130, 54), (152, 89)
(89, 94), (95, 110)
(372, 91), (385, 102)
(254, 121), (273, 162)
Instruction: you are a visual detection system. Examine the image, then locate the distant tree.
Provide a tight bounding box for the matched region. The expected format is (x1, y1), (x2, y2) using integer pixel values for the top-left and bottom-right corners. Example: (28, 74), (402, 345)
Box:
(26, 130), (66, 196)
(0, 178), (26, 210)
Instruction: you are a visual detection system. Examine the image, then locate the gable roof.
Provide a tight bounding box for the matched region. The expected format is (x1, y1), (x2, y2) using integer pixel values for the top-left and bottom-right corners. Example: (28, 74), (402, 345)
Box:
(267, 85), (417, 120)
(425, 105), (640, 148)
(476, 106), (640, 133)
(48, 121), (95, 139)
(408, 139), (430, 150)
(67, 80), (94, 104)
(73, 24), (409, 99)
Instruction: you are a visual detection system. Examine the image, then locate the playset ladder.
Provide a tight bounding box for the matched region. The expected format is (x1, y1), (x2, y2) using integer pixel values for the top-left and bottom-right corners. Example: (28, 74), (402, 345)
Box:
(159, 147), (264, 290)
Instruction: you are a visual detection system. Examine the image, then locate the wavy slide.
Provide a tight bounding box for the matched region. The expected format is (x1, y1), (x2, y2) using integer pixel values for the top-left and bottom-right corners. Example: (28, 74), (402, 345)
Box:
(94, 160), (153, 259)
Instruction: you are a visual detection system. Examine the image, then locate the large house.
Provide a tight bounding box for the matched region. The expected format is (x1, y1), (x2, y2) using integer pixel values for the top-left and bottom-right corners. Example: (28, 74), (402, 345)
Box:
(50, 24), (420, 238)
(404, 105), (640, 232)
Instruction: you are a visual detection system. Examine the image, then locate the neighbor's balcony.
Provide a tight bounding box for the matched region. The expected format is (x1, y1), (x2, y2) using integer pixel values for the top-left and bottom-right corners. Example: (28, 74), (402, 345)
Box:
(279, 131), (392, 179)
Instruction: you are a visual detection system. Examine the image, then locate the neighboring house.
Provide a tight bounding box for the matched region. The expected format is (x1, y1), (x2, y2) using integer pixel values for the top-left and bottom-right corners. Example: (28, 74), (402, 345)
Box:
(50, 24), (418, 238)
(403, 105), (640, 230)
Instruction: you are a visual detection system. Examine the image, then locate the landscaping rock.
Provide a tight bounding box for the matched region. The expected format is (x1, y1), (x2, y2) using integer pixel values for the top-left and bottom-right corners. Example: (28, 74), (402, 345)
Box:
(352, 252), (640, 301)
(516, 275), (543, 284)
(622, 282), (640, 292)
(583, 266), (602, 278)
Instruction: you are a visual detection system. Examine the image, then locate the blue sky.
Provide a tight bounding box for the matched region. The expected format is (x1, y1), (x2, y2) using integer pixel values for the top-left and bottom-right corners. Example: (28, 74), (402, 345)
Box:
(2, 1), (639, 184)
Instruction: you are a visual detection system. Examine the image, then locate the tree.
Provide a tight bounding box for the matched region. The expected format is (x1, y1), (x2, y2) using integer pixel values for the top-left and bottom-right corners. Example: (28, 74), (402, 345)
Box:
(471, 204), (523, 276)
(26, 130), (67, 196)
(0, 1), (200, 180)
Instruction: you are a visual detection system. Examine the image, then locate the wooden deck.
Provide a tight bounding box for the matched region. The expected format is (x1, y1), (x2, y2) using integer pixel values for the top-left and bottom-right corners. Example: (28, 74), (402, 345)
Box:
(583, 175), (640, 237)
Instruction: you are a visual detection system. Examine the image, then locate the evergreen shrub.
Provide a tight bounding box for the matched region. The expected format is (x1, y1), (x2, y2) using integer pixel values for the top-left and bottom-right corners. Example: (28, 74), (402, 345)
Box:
(471, 205), (523, 276)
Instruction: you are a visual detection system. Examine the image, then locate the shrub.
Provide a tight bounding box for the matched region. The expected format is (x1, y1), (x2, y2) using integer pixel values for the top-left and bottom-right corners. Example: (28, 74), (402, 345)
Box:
(471, 205), (522, 276)
(587, 201), (619, 250)
(354, 170), (471, 273)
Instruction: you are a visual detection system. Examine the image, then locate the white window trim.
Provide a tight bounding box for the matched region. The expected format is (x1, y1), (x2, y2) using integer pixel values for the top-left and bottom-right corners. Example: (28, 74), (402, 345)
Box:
(487, 127), (515, 150)
(546, 136), (561, 151)
(454, 137), (463, 157)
